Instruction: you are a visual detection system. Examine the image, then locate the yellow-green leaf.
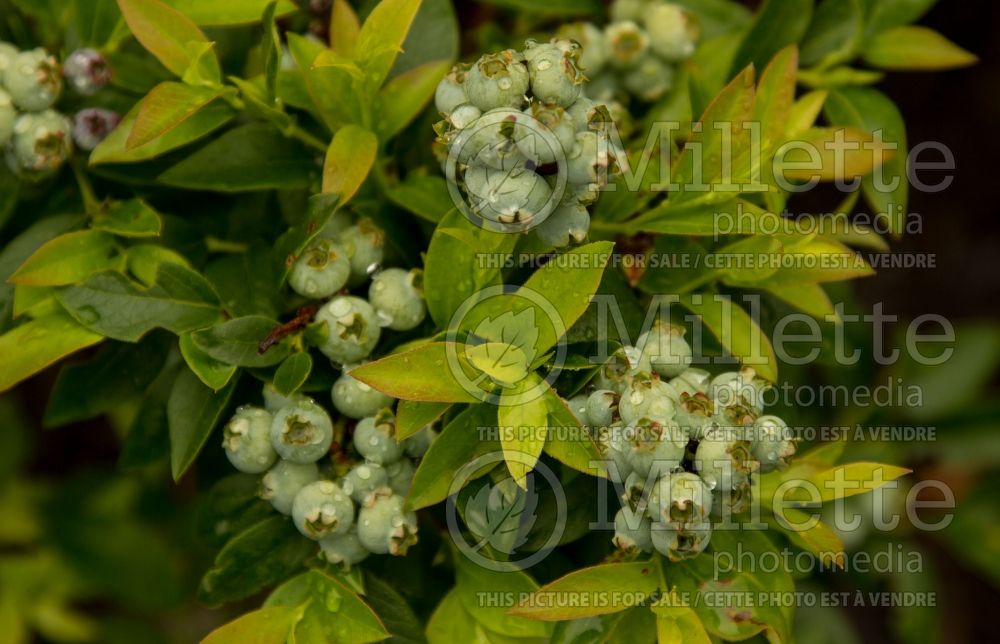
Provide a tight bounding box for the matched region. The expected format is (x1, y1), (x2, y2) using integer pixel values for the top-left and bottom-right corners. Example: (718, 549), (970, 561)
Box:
(357, 0), (423, 86)
(323, 124), (377, 204)
(680, 293), (778, 382)
(863, 25), (977, 71)
(349, 343), (481, 403)
(0, 314), (104, 393)
(497, 375), (549, 487)
(10, 230), (118, 286)
(126, 82), (226, 150)
(510, 562), (659, 621)
(117, 0), (220, 79)
(377, 58), (452, 139)
(200, 606), (296, 644)
(329, 0), (361, 57)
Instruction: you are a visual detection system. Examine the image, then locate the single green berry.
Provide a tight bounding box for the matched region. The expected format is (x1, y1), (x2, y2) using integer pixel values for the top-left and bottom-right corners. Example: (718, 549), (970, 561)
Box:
(711, 479), (752, 518)
(291, 480), (354, 540)
(342, 461), (389, 504)
(594, 422), (633, 482)
(332, 368), (393, 419)
(457, 108), (528, 170)
(289, 237), (350, 299)
(315, 295), (381, 364)
(4, 48), (62, 111)
(644, 3), (699, 62)
(0, 89), (14, 146)
(368, 267), (427, 331)
(566, 130), (610, 186)
(585, 72), (620, 102)
(593, 345), (647, 394)
(603, 21), (650, 69)
(403, 427), (437, 459)
(7, 110), (73, 174)
(515, 101), (577, 165)
(469, 166), (552, 229)
(619, 372), (678, 423)
(674, 392), (716, 440)
(613, 506), (652, 552)
(523, 40), (584, 107)
(262, 382), (309, 413)
(385, 458), (415, 496)
(535, 203), (590, 248)
(222, 406), (277, 474)
(435, 64), (470, 115)
(751, 414), (796, 473)
(318, 209), (354, 239)
(357, 489), (419, 555)
(555, 22), (607, 74)
(319, 528), (370, 568)
(567, 393), (590, 427)
(270, 399), (334, 464)
(464, 50), (529, 112)
(648, 471), (713, 527)
(353, 409), (404, 465)
(610, 0), (647, 23)
(339, 218), (386, 286)
(694, 425), (757, 492)
(708, 367), (770, 414)
(669, 368), (711, 397)
(622, 416), (686, 479)
(448, 103), (481, 130)
(585, 389), (618, 428)
(650, 522), (711, 561)
(0, 42), (18, 76)
(638, 322), (693, 378)
(260, 460), (320, 515)
(623, 54), (675, 101)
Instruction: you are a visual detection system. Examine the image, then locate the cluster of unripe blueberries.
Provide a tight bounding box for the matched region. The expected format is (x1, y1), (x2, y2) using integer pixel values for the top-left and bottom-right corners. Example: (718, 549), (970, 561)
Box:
(559, 0), (700, 103)
(568, 323), (796, 561)
(221, 215), (433, 566)
(0, 43), (118, 176)
(433, 38), (623, 247)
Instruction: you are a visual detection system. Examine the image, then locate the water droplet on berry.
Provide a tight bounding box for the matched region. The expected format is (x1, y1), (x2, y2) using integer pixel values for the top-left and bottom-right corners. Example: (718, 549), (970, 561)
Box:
(498, 78), (512, 90)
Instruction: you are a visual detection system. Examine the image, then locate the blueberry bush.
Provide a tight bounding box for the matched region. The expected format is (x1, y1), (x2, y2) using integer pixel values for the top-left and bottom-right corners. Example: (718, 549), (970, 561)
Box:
(0, 1), (984, 643)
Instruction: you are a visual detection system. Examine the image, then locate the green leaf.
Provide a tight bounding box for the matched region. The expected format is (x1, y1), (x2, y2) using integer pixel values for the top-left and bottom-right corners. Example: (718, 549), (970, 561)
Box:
(388, 0), (458, 77)
(510, 562), (659, 621)
(260, 2), (282, 100)
(92, 199), (163, 237)
(497, 375), (549, 487)
(377, 59), (452, 139)
(386, 174), (454, 223)
(0, 314), (104, 393)
(273, 193), (340, 285)
(453, 556), (550, 638)
(159, 122), (317, 192)
(778, 462), (911, 504)
(179, 333), (237, 390)
(863, 0), (936, 37)
(680, 293), (778, 382)
(285, 33), (354, 130)
(330, 0), (361, 57)
(126, 82), (226, 150)
(71, 0), (124, 48)
(863, 25), (977, 70)
(350, 343), (480, 403)
(764, 283), (838, 321)
(192, 316), (292, 368)
(10, 230), (119, 287)
(205, 246), (278, 318)
(731, 0), (813, 75)
(407, 404), (498, 510)
(652, 603), (711, 644)
(272, 352), (312, 396)
(116, 0), (220, 79)
(466, 342), (530, 386)
(754, 237), (874, 286)
(44, 334), (172, 427)
(167, 0), (296, 25)
(824, 87), (908, 235)
(57, 264), (222, 342)
(541, 385), (604, 478)
(90, 96), (236, 164)
(777, 126), (893, 182)
(168, 366), (239, 480)
(200, 606), (296, 644)
(323, 125), (378, 205)
(126, 243), (192, 286)
(800, 0), (864, 67)
(396, 399), (451, 439)
(356, 0), (423, 87)
(361, 573), (426, 643)
(426, 589), (481, 643)
(768, 511), (845, 568)
(265, 570), (390, 643)
(752, 46), (798, 155)
(475, 0), (600, 16)
(199, 516), (314, 605)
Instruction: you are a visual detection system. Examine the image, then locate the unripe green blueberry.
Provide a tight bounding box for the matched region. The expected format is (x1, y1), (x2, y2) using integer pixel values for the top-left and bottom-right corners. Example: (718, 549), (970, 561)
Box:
(270, 399), (334, 464)
(403, 427), (437, 459)
(648, 471), (712, 527)
(523, 40), (584, 107)
(260, 461), (320, 515)
(291, 480), (354, 540)
(0, 42), (17, 76)
(342, 461), (389, 503)
(619, 372), (677, 424)
(222, 406), (278, 474)
(339, 218), (386, 286)
(368, 267), (427, 331)
(566, 393), (590, 427)
(585, 389), (618, 428)
(555, 22), (608, 73)
(470, 166), (552, 228)
(694, 425), (756, 492)
(644, 3), (699, 61)
(669, 368), (711, 397)
(262, 382), (310, 413)
(332, 369), (393, 419)
(638, 323), (692, 378)
(566, 131), (606, 186)
(353, 409), (404, 465)
(751, 414), (796, 472)
(708, 367), (770, 414)
(435, 64), (470, 115)
(385, 458), (415, 495)
(603, 21), (650, 69)
(0, 89), (14, 146)
(314, 295), (381, 364)
(448, 103), (481, 130)
(4, 48), (62, 111)
(7, 110), (73, 174)
(650, 522), (711, 561)
(711, 479), (752, 518)
(622, 54), (675, 101)
(613, 506), (652, 552)
(288, 237), (350, 299)
(586, 72), (620, 102)
(595, 422), (633, 482)
(593, 345), (646, 394)
(622, 416), (686, 479)
(357, 490), (419, 555)
(464, 50), (529, 112)
(535, 203), (590, 248)
(457, 108), (528, 170)
(515, 101), (576, 165)
(674, 392), (716, 440)
(566, 97), (616, 135)
(318, 209), (354, 240)
(610, 0), (648, 22)
(319, 528), (370, 568)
